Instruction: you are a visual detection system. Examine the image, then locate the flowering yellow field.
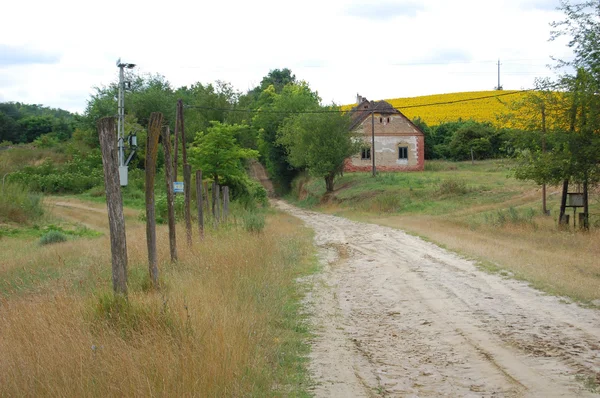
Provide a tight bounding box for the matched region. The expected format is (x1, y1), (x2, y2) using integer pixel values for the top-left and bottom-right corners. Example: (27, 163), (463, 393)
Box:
(386, 91), (527, 126)
(346, 91), (529, 127)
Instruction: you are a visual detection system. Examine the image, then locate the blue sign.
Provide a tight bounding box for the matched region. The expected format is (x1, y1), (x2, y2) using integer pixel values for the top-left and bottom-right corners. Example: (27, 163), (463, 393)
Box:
(173, 181), (184, 193)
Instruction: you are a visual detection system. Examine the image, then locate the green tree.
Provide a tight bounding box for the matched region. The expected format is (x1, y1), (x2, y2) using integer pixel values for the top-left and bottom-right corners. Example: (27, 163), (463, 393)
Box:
(253, 81), (320, 192)
(189, 122), (258, 186)
(513, 1), (600, 228)
(278, 107), (359, 192)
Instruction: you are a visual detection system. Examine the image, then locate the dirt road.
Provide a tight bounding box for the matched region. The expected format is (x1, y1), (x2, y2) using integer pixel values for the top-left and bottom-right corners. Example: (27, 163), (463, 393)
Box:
(275, 200), (600, 397)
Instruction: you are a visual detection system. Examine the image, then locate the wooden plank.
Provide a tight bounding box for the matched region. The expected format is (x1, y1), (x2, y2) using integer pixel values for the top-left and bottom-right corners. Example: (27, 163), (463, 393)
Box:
(146, 112), (163, 287)
(97, 117), (128, 295)
(161, 126), (178, 262)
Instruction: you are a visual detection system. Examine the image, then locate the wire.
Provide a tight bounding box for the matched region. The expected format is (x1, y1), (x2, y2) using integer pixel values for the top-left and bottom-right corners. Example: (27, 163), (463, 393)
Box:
(183, 88), (537, 114)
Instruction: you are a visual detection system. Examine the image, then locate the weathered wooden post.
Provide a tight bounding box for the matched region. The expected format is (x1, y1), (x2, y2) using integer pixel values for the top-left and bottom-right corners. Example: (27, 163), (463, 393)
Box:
(161, 126), (177, 262)
(97, 117), (128, 296)
(222, 186), (229, 222)
(173, 107), (179, 183)
(184, 164), (193, 246)
(204, 181), (210, 214)
(195, 170), (204, 238)
(146, 112), (163, 287)
(215, 183), (221, 224)
(211, 181), (217, 220)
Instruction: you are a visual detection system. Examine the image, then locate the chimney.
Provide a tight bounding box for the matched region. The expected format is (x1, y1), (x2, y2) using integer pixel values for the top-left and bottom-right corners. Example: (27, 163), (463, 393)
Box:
(356, 93), (362, 104)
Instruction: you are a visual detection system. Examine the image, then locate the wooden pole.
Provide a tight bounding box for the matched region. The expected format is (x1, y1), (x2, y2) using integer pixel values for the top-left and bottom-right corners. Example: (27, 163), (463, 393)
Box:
(371, 110), (376, 177)
(212, 181), (217, 220)
(173, 104), (179, 183)
(97, 117), (128, 296)
(145, 112), (163, 287)
(184, 163), (193, 246)
(204, 181), (209, 214)
(215, 184), (221, 225)
(223, 186), (229, 222)
(178, 99), (188, 164)
(161, 126), (178, 262)
(196, 170), (204, 238)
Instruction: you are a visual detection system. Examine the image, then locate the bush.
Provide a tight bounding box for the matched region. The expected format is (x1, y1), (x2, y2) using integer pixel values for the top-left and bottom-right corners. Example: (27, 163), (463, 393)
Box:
(437, 179), (469, 196)
(9, 150), (103, 194)
(242, 211), (265, 233)
(370, 193), (403, 213)
(154, 194), (185, 224)
(39, 230), (67, 245)
(0, 182), (44, 224)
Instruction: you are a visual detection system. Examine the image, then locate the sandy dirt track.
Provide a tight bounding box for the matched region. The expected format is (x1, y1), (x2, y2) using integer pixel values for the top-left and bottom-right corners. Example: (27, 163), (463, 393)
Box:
(275, 200), (600, 397)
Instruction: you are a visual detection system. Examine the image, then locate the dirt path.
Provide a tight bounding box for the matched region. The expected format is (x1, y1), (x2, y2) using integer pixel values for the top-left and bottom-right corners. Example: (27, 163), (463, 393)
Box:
(275, 200), (600, 397)
(248, 160), (275, 197)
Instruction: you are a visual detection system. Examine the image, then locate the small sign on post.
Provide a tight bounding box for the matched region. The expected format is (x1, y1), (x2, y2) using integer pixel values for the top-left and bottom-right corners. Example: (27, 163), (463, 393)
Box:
(173, 181), (184, 194)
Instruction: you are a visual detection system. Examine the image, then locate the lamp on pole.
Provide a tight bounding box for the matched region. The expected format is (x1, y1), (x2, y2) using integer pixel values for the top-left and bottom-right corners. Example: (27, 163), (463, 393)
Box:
(116, 58), (136, 186)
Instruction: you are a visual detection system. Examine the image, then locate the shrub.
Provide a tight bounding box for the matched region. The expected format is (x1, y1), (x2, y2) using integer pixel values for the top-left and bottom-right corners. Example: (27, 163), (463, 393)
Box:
(0, 182), (44, 224)
(437, 179), (469, 196)
(154, 194), (185, 224)
(370, 193), (403, 213)
(39, 230), (67, 245)
(242, 211), (265, 233)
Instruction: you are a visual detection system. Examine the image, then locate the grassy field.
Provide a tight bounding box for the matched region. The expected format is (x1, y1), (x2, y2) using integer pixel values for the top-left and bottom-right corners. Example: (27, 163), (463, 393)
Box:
(290, 160), (600, 304)
(0, 198), (316, 396)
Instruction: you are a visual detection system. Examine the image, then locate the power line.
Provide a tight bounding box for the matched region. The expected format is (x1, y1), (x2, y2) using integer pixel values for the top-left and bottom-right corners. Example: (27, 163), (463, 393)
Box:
(183, 88), (537, 114)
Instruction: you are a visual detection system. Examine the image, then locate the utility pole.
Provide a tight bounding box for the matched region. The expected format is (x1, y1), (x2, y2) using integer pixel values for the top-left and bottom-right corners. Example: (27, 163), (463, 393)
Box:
(116, 58), (136, 186)
(371, 109), (376, 177)
(496, 59), (502, 90)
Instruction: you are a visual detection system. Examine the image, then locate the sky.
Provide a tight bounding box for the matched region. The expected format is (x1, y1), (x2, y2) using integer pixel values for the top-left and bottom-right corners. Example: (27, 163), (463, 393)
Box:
(0, 0), (574, 114)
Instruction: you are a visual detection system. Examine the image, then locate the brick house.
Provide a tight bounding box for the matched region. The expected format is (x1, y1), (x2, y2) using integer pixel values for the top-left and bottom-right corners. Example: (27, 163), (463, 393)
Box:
(345, 95), (425, 172)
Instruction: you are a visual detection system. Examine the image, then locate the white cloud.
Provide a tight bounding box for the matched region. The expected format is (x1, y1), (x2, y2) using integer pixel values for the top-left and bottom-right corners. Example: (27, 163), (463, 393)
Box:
(0, 0), (574, 113)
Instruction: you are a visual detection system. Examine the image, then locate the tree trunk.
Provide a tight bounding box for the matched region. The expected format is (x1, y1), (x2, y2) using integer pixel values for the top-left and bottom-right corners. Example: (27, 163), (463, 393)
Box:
(97, 117), (128, 296)
(559, 179), (569, 225)
(325, 174), (335, 192)
(145, 112), (163, 288)
(161, 126), (177, 262)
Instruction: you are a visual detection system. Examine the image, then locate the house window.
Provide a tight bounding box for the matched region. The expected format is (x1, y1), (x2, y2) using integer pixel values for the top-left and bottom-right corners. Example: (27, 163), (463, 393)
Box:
(361, 147), (371, 160)
(387, 117), (390, 123)
(379, 117), (382, 123)
(398, 146), (408, 159)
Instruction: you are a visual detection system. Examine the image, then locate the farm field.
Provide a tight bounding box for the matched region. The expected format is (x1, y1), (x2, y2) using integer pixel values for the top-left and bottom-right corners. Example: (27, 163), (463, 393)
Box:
(289, 160), (600, 304)
(345, 90), (529, 127)
(0, 198), (316, 396)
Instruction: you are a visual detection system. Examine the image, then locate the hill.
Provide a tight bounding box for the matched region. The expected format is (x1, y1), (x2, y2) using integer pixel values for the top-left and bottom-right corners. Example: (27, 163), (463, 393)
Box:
(347, 91), (528, 127)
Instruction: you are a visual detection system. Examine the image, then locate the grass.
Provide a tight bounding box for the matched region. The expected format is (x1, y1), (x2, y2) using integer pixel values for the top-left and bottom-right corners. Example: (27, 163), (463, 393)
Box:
(0, 181), (44, 224)
(289, 159), (600, 304)
(0, 198), (316, 396)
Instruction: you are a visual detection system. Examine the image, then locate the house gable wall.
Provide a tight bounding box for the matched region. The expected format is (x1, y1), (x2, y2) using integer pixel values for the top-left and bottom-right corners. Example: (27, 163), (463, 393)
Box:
(346, 112), (425, 172)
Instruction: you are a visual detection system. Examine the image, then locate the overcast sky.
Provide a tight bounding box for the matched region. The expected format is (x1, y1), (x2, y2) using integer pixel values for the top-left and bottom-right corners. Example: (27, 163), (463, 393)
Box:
(0, 0), (573, 114)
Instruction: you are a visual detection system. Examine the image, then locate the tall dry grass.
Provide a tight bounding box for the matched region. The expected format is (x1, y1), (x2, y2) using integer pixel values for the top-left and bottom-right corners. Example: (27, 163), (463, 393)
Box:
(0, 209), (315, 396)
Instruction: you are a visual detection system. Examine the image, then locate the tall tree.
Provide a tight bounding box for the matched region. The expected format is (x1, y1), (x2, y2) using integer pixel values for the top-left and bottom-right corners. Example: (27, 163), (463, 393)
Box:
(514, 0), (600, 228)
(278, 107), (360, 192)
(253, 81), (320, 192)
(189, 121), (258, 186)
